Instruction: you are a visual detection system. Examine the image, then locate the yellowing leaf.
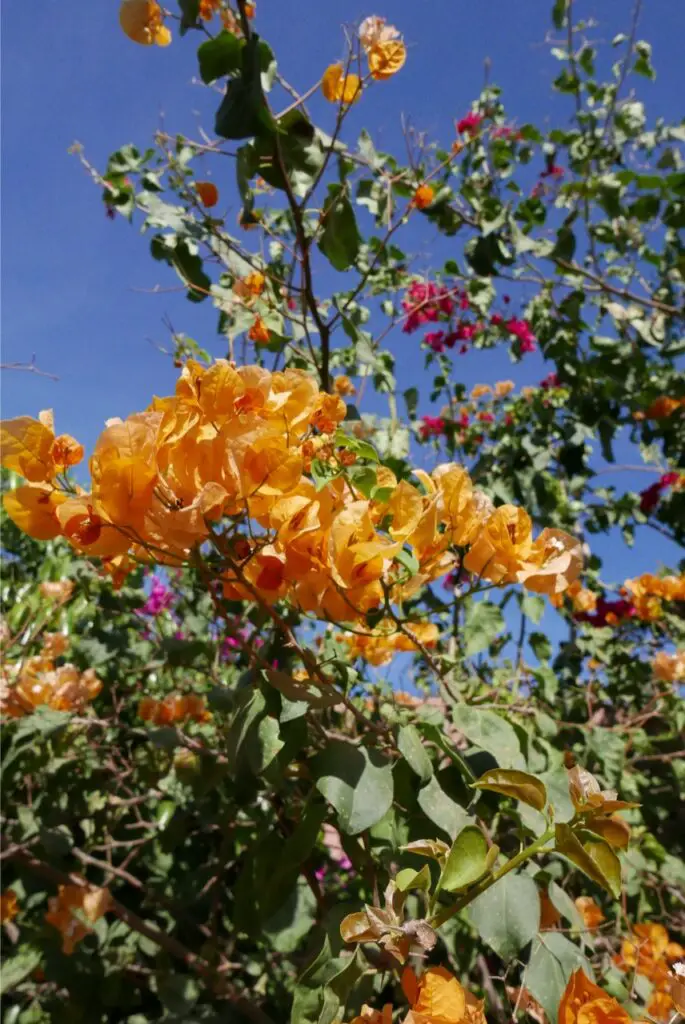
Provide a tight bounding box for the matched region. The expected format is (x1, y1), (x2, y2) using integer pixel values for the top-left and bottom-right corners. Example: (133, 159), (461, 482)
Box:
(473, 768), (548, 812)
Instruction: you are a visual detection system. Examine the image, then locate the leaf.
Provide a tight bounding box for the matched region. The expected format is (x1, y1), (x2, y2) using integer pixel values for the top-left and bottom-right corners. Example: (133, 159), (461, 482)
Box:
(526, 933), (592, 1024)
(225, 688), (283, 775)
(398, 725), (433, 783)
(318, 185), (361, 271)
(313, 740), (393, 835)
(396, 864), (432, 893)
(197, 31), (243, 84)
(554, 824), (622, 898)
(439, 826), (490, 893)
(521, 593), (546, 625)
(0, 944), (42, 996)
(215, 36), (275, 140)
(260, 803), (327, 919)
(417, 775), (472, 841)
(468, 872), (540, 960)
(333, 430), (379, 463)
(463, 601), (505, 656)
(473, 768), (548, 812)
(450, 705), (526, 770)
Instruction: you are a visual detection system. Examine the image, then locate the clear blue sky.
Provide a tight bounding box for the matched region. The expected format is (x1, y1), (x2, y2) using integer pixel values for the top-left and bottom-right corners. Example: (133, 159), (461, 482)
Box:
(2, 0), (683, 596)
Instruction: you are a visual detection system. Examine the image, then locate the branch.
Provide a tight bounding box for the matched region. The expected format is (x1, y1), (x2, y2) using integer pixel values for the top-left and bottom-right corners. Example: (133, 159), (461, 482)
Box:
(1, 356), (58, 381)
(554, 259), (681, 316)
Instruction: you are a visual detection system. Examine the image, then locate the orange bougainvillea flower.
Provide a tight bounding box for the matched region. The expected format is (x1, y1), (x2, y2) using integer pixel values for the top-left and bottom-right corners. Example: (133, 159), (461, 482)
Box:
(1, 657), (102, 720)
(644, 396), (684, 419)
(652, 649), (685, 682)
(198, 0), (221, 19)
(0, 411), (82, 483)
(321, 64), (362, 104)
(368, 39), (407, 79)
(575, 897), (605, 932)
(39, 580), (74, 603)
(400, 965), (480, 1024)
(248, 315), (271, 344)
(119, 0), (171, 46)
(349, 1007), (393, 1024)
(45, 885), (112, 955)
(195, 181), (219, 208)
(413, 184), (434, 210)
(1, 889), (18, 924)
(3, 484), (69, 541)
(558, 970), (631, 1024)
(334, 375), (357, 397)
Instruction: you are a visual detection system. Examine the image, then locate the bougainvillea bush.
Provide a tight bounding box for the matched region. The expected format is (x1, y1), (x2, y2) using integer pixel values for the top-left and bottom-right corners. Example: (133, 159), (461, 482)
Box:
(2, 1), (684, 1022)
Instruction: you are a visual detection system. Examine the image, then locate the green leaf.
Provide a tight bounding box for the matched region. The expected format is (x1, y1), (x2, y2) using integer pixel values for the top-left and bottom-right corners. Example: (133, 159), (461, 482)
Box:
(214, 36), (275, 140)
(197, 31), (243, 84)
(319, 185), (361, 271)
(450, 705), (526, 770)
(395, 547), (420, 577)
(398, 725), (433, 783)
(150, 236), (211, 303)
(439, 825), (490, 893)
(314, 740), (393, 835)
(526, 933), (592, 1024)
(396, 864), (432, 893)
(468, 872), (540, 960)
(333, 430), (379, 463)
(521, 593), (546, 625)
(473, 768), (548, 812)
(0, 945), (42, 996)
(463, 601), (505, 656)
(554, 824), (622, 898)
(178, 0), (200, 32)
(417, 775), (472, 841)
(225, 688), (283, 774)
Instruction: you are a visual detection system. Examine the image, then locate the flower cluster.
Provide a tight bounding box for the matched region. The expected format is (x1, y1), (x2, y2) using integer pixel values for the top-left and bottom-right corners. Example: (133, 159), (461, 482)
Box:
(614, 922), (685, 1021)
(400, 280), (537, 356)
(572, 572), (685, 627)
(45, 885), (112, 955)
(643, 396), (685, 420)
(137, 575), (176, 617)
(623, 572), (685, 620)
(337, 621), (438, 666)
(138, 693), (211, 725)
(639, 471), (682, 514)
(652, 649), (685, 683)
(1, 363), (582, 627)
(1, 889), (18, 924)
(358, 16), (406, 80)
(1, 655), (102, 720)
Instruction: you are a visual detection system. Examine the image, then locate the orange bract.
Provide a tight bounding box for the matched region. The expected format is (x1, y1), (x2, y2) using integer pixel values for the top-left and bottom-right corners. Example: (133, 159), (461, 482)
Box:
(2, 363), (581, 623)
(195, 181), (219, 207)
(413, 184), (434, 210)
(367, 39), (407, 80)
(321, 64), (362, 104)
(558, 970), (631, 1024)
(45, 885), (111, 955)
(119, 0), (171, 46)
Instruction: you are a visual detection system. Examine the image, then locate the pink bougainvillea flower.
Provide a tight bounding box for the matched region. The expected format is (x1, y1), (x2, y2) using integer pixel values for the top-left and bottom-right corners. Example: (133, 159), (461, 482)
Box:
(457, 112), (484, 136)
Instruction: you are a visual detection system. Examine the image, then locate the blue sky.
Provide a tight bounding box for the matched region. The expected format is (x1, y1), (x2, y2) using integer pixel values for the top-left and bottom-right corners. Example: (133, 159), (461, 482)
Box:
(2, 0), (683, 598)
